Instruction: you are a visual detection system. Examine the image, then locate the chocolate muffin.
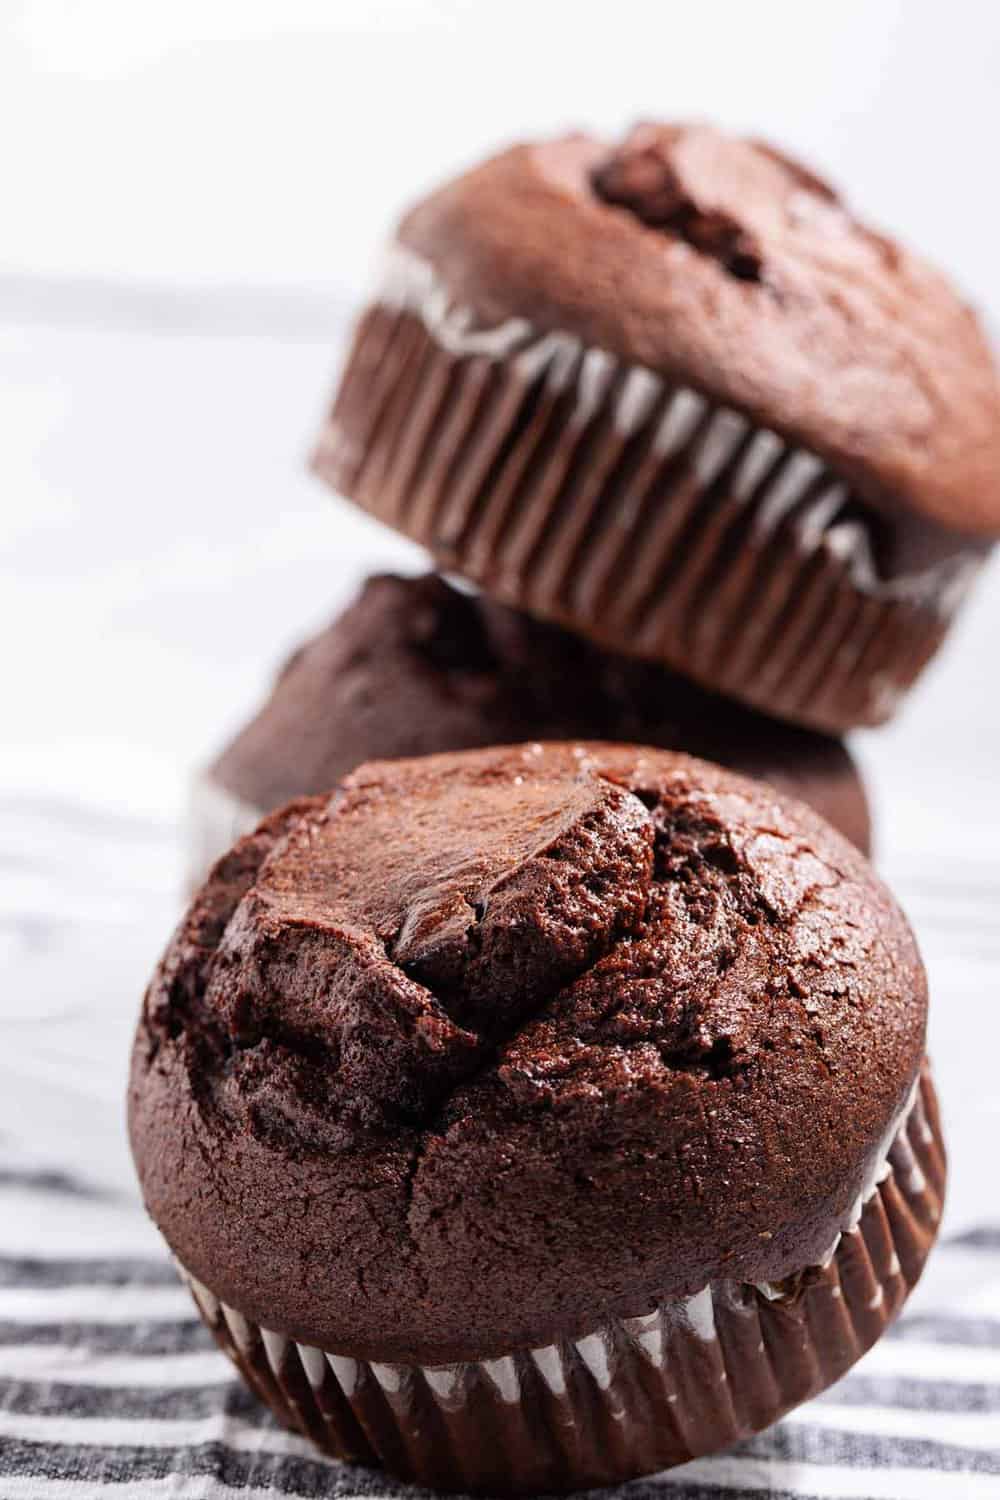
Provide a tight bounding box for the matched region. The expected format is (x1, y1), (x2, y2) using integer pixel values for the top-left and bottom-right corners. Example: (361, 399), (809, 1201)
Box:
(132, 743), (944, 1494)
(192, 571), (871, 883)
(313, 123), (1000, 733)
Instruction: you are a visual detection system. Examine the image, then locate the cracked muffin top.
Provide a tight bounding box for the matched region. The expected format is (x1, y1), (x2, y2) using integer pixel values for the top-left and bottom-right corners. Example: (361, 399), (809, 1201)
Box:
(398, 123), (1000, 535)
(130, 743), (926, 1363)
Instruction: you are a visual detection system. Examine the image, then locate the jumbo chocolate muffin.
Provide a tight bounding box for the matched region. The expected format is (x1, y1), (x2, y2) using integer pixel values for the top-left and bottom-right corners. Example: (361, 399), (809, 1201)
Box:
(191, 571), (871, 884)
(132, 743), (944, 1494)
(313, 123), (1000, 733)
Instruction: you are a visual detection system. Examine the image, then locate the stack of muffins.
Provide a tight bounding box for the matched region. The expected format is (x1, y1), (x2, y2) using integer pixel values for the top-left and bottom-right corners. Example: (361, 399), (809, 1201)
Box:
(132, 124), (1000, 1494)
(191, 125), (1000, 877)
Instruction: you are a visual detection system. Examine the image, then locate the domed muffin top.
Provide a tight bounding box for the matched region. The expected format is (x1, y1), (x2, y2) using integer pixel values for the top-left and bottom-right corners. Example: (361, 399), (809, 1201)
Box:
(210, 571), (870, 851)
(131, 743), (925, 1362)
(397, 123), (1000, 535)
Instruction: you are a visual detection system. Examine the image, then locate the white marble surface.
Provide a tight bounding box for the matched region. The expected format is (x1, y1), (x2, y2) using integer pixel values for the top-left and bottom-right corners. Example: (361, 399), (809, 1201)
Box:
(2, 292), (998, 1252)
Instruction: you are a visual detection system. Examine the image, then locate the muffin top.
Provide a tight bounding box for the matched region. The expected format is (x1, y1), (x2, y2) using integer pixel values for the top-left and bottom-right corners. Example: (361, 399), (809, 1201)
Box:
(398, 123), (1000, 535)
(132, 744), (925, 1363)
(211, 572), (871, 852)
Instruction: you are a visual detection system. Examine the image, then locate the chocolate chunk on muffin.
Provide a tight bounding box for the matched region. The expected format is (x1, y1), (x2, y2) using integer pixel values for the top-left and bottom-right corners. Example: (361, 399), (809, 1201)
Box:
(133, 743), (944, 1494)
(192, 572), (871, 883)
(313, 123), (1000, 732)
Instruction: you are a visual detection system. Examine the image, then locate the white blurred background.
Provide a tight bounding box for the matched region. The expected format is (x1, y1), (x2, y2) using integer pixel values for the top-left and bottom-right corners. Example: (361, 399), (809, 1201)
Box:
(1, 1), (998, 1222)
(4, 0), (1000, 305)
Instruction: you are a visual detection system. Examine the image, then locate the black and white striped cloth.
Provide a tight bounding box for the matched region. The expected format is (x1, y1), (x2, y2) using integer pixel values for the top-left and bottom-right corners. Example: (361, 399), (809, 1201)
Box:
(1, 1157), (998, 1500)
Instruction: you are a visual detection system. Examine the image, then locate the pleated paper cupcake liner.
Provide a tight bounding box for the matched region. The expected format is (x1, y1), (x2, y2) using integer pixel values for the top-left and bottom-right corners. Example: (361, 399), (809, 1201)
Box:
(313, 246), (983, 734)
(177, 1064), (944, 1495)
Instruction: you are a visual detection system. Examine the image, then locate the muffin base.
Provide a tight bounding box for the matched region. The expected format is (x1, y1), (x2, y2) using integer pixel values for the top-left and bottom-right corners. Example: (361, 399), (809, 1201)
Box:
(178, 1065), (944, 1495)
(313, 246), (984, 734)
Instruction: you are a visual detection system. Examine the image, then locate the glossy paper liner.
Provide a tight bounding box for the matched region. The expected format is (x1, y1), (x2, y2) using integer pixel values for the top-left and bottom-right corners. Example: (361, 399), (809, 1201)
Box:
(178, 1065), (944, 1496)
(313, 248), (982, 734)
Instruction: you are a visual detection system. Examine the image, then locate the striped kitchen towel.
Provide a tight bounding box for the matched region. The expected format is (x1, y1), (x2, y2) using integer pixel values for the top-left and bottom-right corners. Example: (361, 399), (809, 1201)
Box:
(1, 1157), (998, 1500)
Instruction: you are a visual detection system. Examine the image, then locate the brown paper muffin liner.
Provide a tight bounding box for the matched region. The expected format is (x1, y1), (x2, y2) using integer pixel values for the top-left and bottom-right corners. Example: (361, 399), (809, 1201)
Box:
(177, 1064), (944, 1495)
(313, 246), (984, 734)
